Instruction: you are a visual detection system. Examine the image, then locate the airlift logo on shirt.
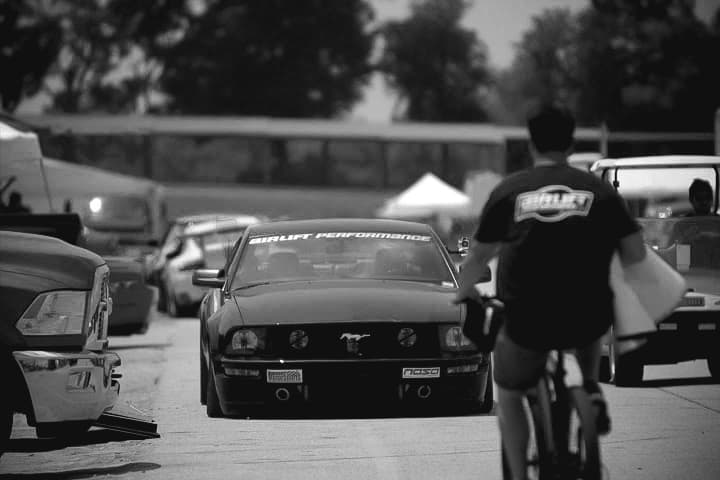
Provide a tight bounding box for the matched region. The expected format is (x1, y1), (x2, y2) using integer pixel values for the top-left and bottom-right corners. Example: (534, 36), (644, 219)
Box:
(515, 185), (594, 222)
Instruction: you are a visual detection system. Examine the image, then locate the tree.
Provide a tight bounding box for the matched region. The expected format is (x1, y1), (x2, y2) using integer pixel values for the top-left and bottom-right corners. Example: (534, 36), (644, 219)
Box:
(158, 0), (375, 117)
(499, 1), (720, 131)
(379, 0), (491, 122)
(494, 8), (578, 124)
(0, 0), (62, 112)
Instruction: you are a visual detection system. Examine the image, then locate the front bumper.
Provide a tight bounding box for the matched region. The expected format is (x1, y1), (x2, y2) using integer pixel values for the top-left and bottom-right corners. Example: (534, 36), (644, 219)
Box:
(13, 350), (121, 424)
(213, 354), (490, 414)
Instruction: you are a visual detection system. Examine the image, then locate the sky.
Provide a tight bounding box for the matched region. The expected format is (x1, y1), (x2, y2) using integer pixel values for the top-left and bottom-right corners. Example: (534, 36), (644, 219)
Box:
(351, 0), (720, 122)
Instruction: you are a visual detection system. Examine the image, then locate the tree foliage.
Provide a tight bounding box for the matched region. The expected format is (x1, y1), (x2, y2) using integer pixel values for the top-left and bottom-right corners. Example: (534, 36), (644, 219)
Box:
(379, 0), (491, 122)
(500, 0), (720, 131)
(0, 0), (62, 112)
(158, 0), (375, 117)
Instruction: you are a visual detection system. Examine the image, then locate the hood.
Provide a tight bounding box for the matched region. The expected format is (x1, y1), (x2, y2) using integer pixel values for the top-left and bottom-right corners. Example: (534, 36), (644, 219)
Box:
(224, 280), (461, 328)
(0, 231), (104, 290)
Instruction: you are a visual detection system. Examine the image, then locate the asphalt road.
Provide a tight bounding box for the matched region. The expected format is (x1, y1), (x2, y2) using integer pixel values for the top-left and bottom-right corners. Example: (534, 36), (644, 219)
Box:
(3, 306), (719, 480)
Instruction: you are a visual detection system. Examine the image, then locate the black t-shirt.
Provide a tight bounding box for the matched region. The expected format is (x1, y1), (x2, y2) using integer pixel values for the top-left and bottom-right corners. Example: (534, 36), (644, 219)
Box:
(473, 163), (640, 351)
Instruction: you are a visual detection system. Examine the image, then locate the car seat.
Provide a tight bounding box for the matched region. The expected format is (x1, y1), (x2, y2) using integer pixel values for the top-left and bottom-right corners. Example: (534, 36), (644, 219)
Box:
(266, 251), (301, 278)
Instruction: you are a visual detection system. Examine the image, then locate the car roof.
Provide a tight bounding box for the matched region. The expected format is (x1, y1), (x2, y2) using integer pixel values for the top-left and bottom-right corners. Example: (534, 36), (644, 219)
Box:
(182, 215), (264, 237)
(173, 213), (241, 225)
(591, 155), (720, 170)
(246, 218), (434, 236)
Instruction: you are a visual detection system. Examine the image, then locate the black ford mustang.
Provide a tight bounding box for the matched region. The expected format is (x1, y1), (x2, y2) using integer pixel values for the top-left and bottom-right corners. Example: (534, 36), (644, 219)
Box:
(194, 218), (493, 417)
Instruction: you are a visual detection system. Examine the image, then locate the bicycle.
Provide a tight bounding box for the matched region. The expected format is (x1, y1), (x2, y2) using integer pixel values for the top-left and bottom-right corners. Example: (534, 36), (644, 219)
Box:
(462, 296), (602, 480)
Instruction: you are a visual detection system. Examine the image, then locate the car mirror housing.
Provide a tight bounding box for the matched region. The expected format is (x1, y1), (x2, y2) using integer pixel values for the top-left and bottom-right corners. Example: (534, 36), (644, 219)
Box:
(192, 268), (225, 288)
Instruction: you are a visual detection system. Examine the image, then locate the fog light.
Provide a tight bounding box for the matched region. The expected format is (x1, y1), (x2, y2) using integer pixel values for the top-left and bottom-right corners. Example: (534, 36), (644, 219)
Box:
(398, 327), (417, 347)
(289, 329), (309, 350)
(224, 368), (261, 377)
(447, 364), (479, 375)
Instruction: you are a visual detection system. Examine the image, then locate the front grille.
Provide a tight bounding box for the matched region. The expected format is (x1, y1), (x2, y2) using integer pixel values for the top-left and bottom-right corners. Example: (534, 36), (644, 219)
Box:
(268, 323), (441, 359)
(679, 296), (705, 307)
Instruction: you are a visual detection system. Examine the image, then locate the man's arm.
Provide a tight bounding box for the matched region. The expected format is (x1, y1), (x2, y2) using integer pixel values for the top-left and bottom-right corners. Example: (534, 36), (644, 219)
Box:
(453, 240), (500, 303)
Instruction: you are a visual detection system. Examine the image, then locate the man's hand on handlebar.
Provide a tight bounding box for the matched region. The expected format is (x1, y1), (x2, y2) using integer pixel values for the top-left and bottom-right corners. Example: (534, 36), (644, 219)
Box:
(452, 286), (483, 305)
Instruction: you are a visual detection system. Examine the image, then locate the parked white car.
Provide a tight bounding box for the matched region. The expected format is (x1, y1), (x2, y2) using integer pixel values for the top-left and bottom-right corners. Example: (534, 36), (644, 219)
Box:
(160, 215), (264, 317)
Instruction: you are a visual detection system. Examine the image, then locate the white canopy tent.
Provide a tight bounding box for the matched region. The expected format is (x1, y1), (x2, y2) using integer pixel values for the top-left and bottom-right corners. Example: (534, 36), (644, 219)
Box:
(0, 118), (53, 210)
(376, 172), (471, 219)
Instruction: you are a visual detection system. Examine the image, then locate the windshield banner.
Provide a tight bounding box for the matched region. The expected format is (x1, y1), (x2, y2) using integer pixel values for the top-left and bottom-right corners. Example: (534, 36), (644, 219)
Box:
(249, 232), (432, 244)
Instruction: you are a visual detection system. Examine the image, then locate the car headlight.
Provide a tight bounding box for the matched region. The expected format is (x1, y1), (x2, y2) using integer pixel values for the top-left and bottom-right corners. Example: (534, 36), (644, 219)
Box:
(439, 325), (475, 352)
(289, 329), (309, 350)
(17, 291), (89, 336)
(228, 328), (266, 355)
(397, 327), (417, 347)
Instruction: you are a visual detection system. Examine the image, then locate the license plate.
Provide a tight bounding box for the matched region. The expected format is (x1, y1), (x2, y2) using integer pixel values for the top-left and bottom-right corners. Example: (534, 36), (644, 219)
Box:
(698, 323), (717, 331)
(402, 367), (440, 379)
(266, 369), (303, 384)
(658, 323), (678, 331)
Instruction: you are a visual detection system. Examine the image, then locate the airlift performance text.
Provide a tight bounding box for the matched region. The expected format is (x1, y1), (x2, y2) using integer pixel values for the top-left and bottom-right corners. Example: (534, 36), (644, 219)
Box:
(248, 232), (433, 244)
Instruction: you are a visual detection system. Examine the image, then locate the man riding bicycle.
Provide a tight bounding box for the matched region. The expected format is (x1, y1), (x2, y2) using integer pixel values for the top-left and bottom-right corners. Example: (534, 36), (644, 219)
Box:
(454, 105), (647, 480)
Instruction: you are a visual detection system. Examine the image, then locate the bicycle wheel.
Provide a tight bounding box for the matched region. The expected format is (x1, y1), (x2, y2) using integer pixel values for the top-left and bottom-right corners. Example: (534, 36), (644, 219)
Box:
(563, 387), (602, 480)
(501, 377), (554, 480)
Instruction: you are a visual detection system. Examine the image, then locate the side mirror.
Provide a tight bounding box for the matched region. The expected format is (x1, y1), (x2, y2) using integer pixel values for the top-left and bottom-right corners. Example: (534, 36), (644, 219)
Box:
(447, 236), (471, 256)
(192, 268), (225, 288)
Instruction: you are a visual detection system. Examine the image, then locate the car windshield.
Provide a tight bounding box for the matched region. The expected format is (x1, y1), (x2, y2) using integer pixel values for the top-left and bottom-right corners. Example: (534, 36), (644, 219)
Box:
(231, 231), (455, 288)
(608, 166), (720, 295)
(608, 166), (717, 218)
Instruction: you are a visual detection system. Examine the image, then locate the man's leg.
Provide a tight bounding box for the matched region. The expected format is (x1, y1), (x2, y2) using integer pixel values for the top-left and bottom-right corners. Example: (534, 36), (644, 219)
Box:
(574, 337), (601, 382)
(497, 386), (529, 480)
(574, 337), (611, 434)
(494, 330), (547, 480)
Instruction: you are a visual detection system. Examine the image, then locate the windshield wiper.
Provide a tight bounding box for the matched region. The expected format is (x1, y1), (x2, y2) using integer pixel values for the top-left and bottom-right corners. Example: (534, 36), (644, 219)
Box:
(231, 281), (273, 291)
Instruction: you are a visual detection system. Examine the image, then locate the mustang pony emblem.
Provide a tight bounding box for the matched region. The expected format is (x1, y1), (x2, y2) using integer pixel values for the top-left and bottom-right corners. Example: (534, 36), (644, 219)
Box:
(340, 333), (370, 355)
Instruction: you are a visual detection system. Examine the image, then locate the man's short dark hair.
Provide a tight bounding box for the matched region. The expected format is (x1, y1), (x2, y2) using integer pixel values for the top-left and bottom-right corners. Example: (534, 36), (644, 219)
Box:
(527, 105), (576, 153)
(689, 178), (713, 199)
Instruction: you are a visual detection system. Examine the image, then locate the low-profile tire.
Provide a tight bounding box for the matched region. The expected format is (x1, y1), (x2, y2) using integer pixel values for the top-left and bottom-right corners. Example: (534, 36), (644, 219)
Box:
(200, 341), (207, 406)
(206, 367), (223, 418)
(1, 400), (12, 458)
(478, 359), (495, 414)
(707, 354), (720, 382)
(613, 350), (643, 387)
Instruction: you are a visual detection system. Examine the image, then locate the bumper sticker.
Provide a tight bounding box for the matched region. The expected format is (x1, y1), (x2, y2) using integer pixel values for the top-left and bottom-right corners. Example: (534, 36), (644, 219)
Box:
(402, 367), (440, 379)
(267, 369), (303, 384)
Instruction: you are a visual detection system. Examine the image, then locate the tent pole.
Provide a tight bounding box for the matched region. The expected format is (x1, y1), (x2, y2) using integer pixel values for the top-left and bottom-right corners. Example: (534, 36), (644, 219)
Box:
(39, 157), (54, 212)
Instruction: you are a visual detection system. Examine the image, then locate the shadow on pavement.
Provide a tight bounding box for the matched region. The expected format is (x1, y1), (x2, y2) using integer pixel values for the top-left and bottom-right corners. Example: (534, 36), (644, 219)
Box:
(5, 428), (149, 453)
(0, 462), (161, 479)
(640, 376), (717, 388)
(107, 342), (172, 351)
(221, 400), (496, 420)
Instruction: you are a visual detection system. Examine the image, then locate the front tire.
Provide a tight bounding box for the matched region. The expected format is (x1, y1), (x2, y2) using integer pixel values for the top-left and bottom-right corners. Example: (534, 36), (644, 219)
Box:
(200, 340), (207, 405)
(478, 359), (495, 414)
(206, 366), (223, 418)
